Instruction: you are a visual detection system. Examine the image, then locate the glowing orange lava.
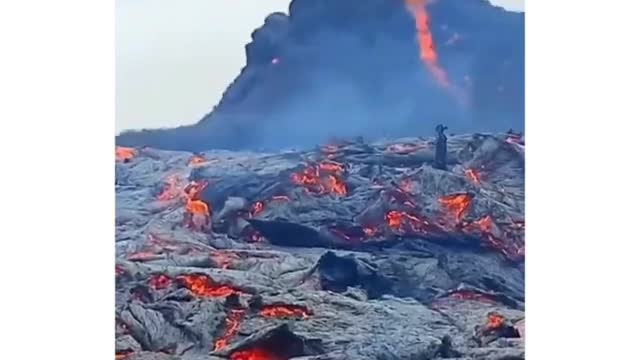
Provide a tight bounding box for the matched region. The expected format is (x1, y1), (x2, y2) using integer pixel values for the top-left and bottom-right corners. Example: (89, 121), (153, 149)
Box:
(250, 201), (264, 217)
(230, 348), (280, 360)
(157, 175), (182, 201)
(486, 312), (506, 330)
(177, 274), (240, 298)
(213, 309), (246, 351)
(473, 215), (494, 233)
(116, 147), (136, 162)
(386, 211), (403, 229)
(404, 0), (450, 88)
(184, 180), (208, 200)
(188, 155), (207, 167)
(259, 304), (312, 319)
(186, 199), (210, 216)
(211, 251), (239, 270)
(363, 227), (378, 237)
(148, 274), (172, 290)
(385, 210), (429, 234)
(465, 169), (481, 184)
(115, 350), (133, 360)
(291, 162), (347, 196)
(438, 193), (473, 221)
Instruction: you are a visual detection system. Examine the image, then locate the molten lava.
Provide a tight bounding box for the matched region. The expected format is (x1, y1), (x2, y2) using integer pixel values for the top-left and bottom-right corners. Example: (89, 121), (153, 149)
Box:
(404, 0), (450, 88)
(230, 348), (280, 360)
(157, 175), (182, 201)
(177, 274), (240, 298)
(438, 193), (473, 221)
(115, 350), (133, 360)
(250, 201), (265, 217)
(116, 147), (136, 162)
(318, 161), (344, 173)
(291, 162), (347, 196)
(473, 215), (494, 233)
(188, 155), (207, 167)
(486, 312), (506, 330)
(465, 169), (481, 184)
(259, 304), (312, 320)
(184, 180), (208, 200)
(213, 309), (246, 351)
(148, 274), (172, 290)
(385, 210), (430, 234)
(186, 199), (210, 216)
(211, 251), (239, 270)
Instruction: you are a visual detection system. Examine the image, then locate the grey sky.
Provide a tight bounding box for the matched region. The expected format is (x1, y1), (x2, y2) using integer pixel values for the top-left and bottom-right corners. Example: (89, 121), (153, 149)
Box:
(116, 0), (524, 133)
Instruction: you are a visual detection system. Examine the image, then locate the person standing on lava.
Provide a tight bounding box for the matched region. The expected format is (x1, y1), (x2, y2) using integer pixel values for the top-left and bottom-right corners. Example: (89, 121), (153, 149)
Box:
(434, 124), (448, 170)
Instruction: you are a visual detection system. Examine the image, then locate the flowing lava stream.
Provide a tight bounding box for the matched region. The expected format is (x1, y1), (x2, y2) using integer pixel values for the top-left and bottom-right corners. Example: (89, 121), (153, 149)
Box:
(404, 0), (449, 88)
(176, 274), (240, 298)
(213, 309), (246, 351)
(259, 304), (312, 319)
(230, 348), (281, 360)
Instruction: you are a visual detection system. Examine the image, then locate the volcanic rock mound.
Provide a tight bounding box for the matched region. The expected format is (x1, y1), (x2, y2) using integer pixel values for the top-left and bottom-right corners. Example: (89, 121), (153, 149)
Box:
(116, 132), (525, 360)
(116, 0), (524, 152)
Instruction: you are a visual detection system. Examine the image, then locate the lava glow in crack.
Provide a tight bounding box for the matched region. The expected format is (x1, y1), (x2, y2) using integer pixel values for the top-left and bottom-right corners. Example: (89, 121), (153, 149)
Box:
(177, 274), (240, 298)
(438, 193), (473, 221)
(259, 304), (312, 319)
(213, 309), (246, 351)
(230, 348), (280, 360)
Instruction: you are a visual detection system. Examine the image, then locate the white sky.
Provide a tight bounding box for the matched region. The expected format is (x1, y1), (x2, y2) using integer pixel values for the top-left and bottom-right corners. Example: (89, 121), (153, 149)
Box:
(116, 0), (524, 133)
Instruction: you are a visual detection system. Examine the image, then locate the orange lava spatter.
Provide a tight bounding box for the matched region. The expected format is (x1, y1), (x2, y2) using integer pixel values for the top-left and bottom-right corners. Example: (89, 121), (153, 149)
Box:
(176, 274), (240, 298)
(259, 304), (312, 319)
(213, 309), (246, 351)
(230, 348), (281, 360)
(116, 147), (136, 162)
